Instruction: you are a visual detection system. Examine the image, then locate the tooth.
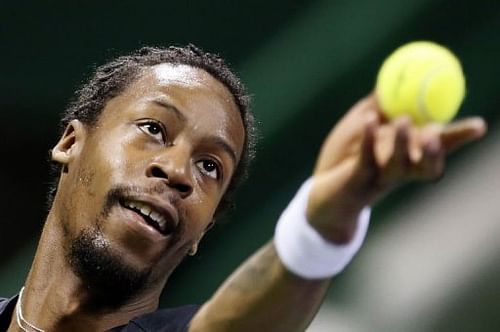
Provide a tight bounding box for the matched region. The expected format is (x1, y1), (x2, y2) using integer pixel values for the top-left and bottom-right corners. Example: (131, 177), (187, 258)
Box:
(135, 202), (145, 211)
(140, 205), (151, 216)
(150, 211), (161, 223)
(157, 217), (166, 229)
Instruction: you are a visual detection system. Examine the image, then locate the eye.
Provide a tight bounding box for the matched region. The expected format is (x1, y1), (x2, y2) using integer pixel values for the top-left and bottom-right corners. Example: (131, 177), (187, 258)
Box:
(138, 121), (166, 143)
(196, 159), (220, 180)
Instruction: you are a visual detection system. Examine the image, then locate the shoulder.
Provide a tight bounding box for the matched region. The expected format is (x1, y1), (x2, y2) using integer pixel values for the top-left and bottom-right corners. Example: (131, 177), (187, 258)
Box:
(117, 305), (200, 332)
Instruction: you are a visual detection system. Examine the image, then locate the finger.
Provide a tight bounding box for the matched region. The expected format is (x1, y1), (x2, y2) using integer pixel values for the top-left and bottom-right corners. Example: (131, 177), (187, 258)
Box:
(441, 117), (487, 153)
(351, 92), (378, 114)
(348, 92), (384, 122)
(372, 92), (391, 123)
(374, 117), (412, 189)
(413, 138), (445, 181)
(351, 116), (379, 198)
(390, 117), (412, 171)
(409, 122), (442, 163)
(359, 115), (378, 171)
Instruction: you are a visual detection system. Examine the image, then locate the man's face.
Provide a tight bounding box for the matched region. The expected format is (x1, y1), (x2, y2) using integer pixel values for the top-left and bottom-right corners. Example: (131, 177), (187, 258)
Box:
(53, 64), (245, 296)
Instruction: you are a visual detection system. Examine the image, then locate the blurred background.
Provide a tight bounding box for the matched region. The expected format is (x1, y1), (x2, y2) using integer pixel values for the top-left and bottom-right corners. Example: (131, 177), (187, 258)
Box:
(1, 0), (499, 331)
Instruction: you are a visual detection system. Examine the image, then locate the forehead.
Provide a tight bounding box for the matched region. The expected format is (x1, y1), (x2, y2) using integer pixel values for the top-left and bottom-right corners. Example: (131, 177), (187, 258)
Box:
(149, 64), (239, 124)
(130, 63), (238, 114)
(153, 63), (217, 88)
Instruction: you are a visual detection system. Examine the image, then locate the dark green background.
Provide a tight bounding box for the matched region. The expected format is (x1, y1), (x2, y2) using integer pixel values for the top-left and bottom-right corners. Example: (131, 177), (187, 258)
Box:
(1, 0), (499, 330)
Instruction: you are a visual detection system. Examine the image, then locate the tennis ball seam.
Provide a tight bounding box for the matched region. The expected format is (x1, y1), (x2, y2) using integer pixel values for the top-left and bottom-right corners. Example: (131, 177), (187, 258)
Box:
(418, 65), (446, 123)
(376, 41), (465, 125)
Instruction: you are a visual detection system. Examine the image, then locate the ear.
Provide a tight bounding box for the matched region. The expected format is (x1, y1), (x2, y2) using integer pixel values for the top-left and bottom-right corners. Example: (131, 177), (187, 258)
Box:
(51, 120), (87, 166)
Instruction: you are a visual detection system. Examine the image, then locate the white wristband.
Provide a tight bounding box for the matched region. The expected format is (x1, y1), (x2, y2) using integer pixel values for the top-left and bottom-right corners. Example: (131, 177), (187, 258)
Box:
(274, 178), (371, 279)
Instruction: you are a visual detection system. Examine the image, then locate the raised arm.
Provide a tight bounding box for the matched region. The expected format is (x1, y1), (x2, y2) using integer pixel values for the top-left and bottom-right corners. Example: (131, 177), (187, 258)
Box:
(189, 94), (486, 332)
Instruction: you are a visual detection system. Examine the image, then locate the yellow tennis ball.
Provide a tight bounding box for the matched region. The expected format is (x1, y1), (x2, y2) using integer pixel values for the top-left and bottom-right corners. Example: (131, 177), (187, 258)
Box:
(375, 41), (465, 125)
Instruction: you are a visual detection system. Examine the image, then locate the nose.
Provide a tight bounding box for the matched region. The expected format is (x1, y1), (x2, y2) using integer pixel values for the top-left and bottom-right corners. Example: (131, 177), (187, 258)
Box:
(146, 146), (193, 198)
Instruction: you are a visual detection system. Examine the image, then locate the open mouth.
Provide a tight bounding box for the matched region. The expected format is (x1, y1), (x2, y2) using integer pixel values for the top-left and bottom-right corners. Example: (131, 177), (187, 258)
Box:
(119, 199), (174, 236)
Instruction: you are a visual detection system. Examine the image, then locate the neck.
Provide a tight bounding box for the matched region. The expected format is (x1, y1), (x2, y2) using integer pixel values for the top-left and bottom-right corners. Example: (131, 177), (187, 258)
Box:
(14, 211), (161, 332)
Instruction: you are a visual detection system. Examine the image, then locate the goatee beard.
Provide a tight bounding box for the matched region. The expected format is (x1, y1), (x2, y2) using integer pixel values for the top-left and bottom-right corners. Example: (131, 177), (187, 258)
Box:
(68, 228), (151, 310)
(67, 187), (152, 310)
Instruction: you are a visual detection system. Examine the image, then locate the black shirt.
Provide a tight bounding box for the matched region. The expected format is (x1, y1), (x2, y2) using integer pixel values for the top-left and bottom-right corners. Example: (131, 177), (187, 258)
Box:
(0, 295), (199, 332)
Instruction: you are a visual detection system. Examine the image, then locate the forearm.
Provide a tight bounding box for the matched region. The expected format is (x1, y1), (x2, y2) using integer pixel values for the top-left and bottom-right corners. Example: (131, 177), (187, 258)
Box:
(189, 241), (331, 332)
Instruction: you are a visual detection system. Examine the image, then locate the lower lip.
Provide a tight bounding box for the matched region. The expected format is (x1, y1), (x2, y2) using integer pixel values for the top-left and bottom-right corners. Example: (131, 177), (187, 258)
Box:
(119, 204), (169, 240)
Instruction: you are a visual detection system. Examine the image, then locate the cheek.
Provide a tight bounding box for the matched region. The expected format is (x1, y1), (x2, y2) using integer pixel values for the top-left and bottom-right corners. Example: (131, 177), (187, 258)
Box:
(65, 143), (122, 213)
(58, 162), (100, 237)
(93, 129), (154, 183)
(76, 151), (114, 196)
(182, 193), (218, 237)
(84, 137), (134, 185)
(75, 166), (98, 198)
(70, 159), (103, 209)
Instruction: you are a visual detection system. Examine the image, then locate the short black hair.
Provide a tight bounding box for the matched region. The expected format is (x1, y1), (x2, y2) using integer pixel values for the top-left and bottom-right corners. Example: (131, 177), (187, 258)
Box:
(49, 44), (257, 220)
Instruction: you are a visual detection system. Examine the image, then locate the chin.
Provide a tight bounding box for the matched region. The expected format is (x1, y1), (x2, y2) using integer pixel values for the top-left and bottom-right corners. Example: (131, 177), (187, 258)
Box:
(67, 227), (152, 309)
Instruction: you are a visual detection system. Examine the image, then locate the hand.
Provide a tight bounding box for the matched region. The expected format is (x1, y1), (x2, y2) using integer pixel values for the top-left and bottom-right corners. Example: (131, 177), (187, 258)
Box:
(306, 93), (487, 244)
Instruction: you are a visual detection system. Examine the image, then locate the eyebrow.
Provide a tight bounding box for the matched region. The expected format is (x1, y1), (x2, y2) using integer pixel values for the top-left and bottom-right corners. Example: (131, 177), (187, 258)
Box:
(207, 136), (238, 166)
(151, 99), (186, 122)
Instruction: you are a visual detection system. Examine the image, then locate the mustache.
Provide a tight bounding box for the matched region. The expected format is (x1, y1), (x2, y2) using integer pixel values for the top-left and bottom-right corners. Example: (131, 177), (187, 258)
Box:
(108, 183), (179, 200)
(108, 184), (180, 205)
(103, 184), (184, 221)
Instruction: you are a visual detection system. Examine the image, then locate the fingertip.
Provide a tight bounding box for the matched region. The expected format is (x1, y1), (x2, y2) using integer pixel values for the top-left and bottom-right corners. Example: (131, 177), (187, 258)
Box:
(448, 117), (487, 137)
(365, 110), (379, 127)
(424, 138), (442, 157)
(355, 93), (380, 115)
(397, 115), (412, 127)
(365, 91), (377, 102)
(470, 117), (488, 137)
